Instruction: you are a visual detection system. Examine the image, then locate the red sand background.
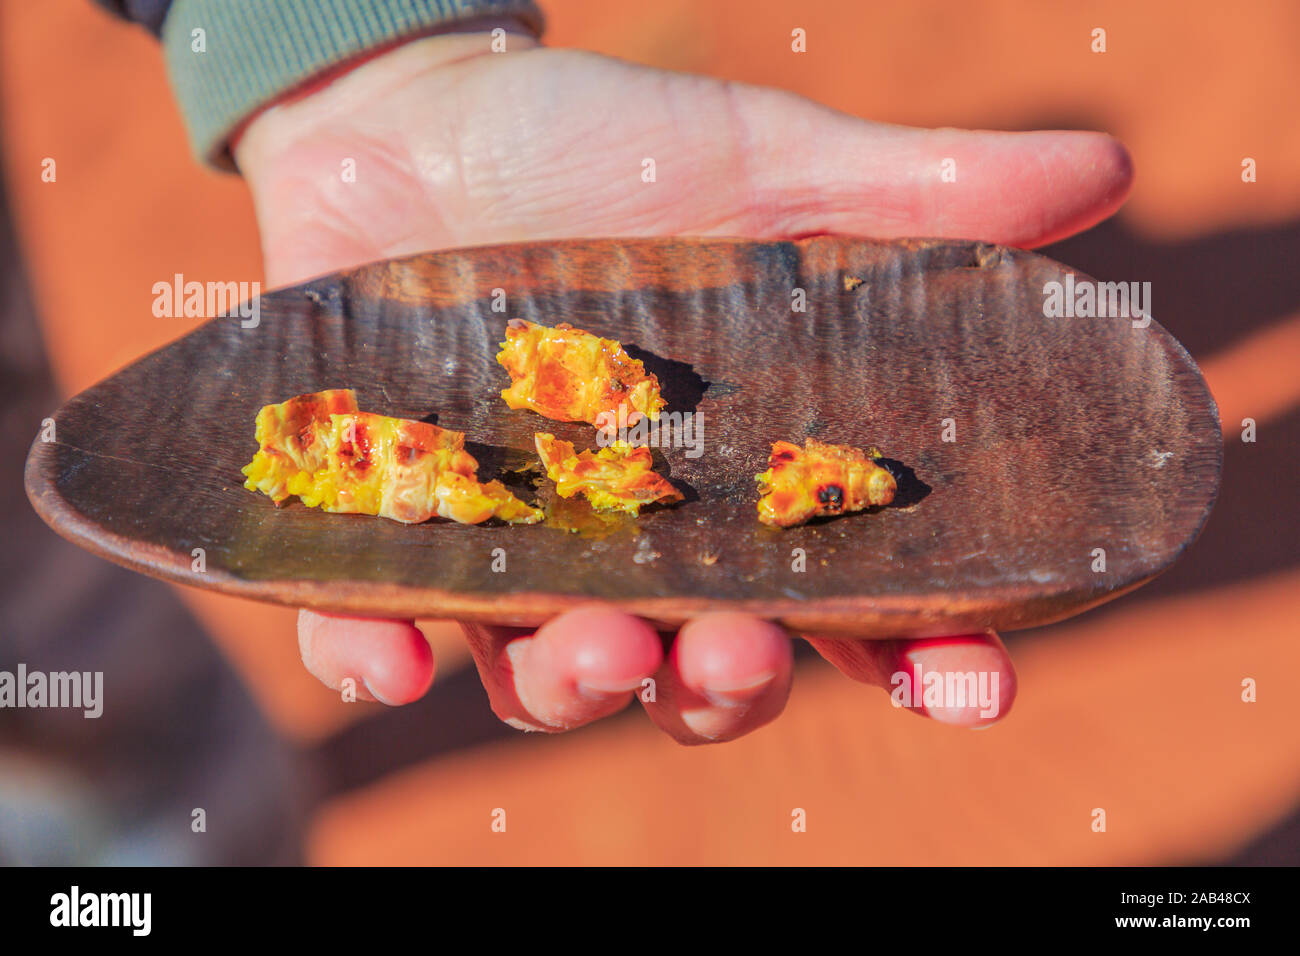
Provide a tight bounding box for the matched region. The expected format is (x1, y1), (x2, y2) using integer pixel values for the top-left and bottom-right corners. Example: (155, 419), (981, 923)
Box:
(2, 0), (1297, 864)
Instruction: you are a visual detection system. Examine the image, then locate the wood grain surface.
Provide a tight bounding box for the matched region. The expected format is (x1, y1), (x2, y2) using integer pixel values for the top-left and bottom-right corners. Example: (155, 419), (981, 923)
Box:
(24, 237), (1221, 637)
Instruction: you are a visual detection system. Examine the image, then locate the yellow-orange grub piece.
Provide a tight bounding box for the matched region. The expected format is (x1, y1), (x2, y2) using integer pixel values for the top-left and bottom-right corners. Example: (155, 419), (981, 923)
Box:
(755, 438), (896, 527)
(535, 433), (683, 516)
(497, 319), (666, 429)
(242, 389), (542, 525)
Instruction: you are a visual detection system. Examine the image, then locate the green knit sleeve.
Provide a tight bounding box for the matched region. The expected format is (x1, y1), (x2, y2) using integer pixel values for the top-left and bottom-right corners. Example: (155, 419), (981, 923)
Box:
(160, 0), (545, 171)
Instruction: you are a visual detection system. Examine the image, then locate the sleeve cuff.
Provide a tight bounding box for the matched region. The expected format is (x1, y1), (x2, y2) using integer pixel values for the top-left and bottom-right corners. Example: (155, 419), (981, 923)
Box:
(161, 0), (545, 171)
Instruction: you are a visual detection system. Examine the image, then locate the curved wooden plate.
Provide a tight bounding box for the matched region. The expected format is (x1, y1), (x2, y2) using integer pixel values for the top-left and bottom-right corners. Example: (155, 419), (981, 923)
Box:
(25, 237), (1220, 637)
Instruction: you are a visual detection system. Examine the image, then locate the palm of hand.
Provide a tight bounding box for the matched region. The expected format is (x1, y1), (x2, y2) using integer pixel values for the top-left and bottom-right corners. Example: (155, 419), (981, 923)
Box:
(233, 33), (1131, 742)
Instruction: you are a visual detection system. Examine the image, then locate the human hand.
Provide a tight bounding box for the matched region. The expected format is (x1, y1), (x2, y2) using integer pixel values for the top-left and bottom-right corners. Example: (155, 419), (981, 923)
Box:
(233, 28), (1131, 741)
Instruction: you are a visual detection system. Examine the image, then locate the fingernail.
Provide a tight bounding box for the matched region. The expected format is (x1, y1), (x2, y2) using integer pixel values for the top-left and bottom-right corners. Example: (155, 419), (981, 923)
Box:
(577, 676), (645, 696)
(702, 670), (777, 706)
(362, 676), (396, 706)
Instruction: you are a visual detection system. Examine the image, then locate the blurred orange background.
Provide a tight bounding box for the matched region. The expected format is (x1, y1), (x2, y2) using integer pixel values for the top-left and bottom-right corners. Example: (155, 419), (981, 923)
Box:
(2, 0), (1297, 864)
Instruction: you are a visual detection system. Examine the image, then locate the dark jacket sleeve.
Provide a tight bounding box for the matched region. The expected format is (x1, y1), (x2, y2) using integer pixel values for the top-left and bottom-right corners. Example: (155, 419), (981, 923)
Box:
(91, 0), (545, 170)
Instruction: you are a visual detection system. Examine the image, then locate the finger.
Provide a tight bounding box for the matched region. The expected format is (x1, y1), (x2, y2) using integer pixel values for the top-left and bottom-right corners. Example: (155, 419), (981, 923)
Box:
(806, 631), (1016, 727)
(239, 48), (1134, 288)
(297, 609), (435, 705)
(644, 613), (794, 745)
(459, 56), (1134, 247)
(710, 96), (1134, 248)
(459, 605), (663, 733)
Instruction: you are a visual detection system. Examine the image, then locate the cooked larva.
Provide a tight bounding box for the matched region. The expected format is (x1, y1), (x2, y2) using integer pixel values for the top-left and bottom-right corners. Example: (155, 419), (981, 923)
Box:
(534, 432), (682, 516)
(497, 319), (665, 430)
(755, 438), (896, 527)
(243, 389), (541, 525)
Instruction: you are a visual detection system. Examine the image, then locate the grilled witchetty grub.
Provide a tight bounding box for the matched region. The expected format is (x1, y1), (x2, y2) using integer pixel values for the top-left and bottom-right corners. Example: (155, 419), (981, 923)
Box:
(242, 389), (542, 525)
(755, 438), (896, 527)
(534, 433), (682, 516)
(497, 319), (665, 430)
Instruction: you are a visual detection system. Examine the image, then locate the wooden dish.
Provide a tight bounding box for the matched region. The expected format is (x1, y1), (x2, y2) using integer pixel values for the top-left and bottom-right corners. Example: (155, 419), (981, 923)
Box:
(24, 237), (1221, 637)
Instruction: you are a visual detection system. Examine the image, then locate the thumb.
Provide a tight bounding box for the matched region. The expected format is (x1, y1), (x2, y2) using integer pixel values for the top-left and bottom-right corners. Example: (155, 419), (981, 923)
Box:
(234, 44), (1131, 287)
(696, 81), (1133, 247)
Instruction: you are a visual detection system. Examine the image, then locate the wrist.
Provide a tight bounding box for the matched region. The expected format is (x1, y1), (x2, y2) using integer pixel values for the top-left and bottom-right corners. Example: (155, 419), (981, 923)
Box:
(160, 0), (544, 170)
(234, 25), (538, 182)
